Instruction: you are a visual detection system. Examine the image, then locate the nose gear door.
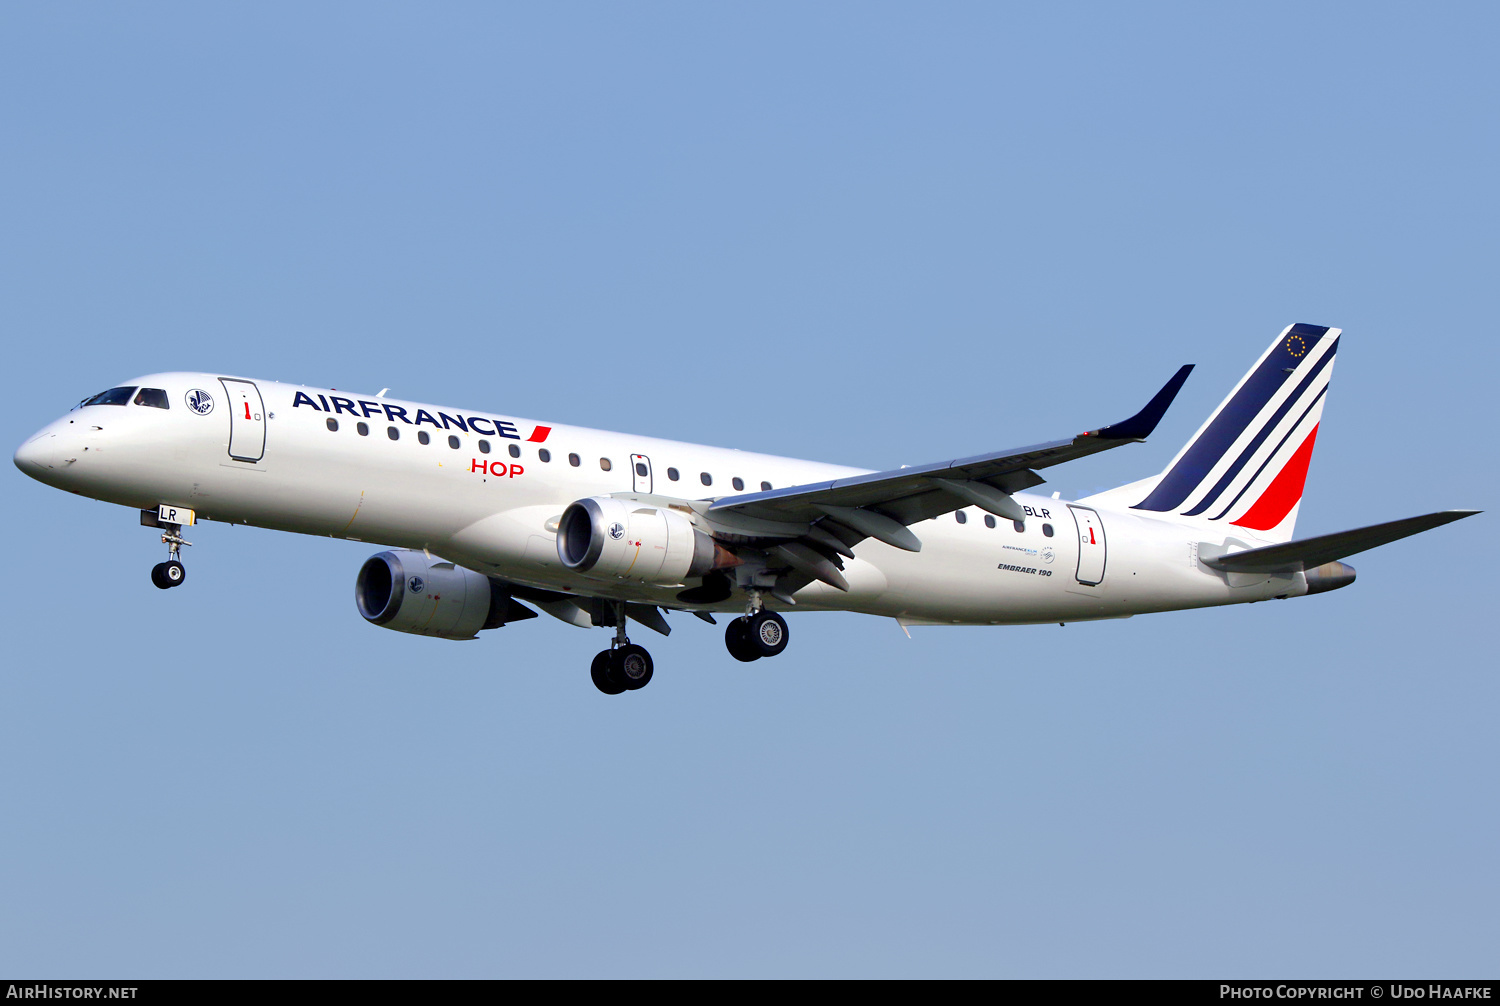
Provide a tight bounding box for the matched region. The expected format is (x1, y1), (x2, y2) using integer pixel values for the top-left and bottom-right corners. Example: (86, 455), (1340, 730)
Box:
(220, 378), (266, 462)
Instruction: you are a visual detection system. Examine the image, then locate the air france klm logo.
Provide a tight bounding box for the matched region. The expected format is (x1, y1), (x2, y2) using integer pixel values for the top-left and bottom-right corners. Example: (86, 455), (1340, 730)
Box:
(185, 389), (214, 415)
(291, 391), (551, 443)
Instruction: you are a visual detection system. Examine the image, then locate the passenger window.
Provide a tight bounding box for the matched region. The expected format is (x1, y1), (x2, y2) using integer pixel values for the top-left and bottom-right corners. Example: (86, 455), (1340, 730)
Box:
(387, 426), (399, 440)
(600, 458), (612, 472)
(82, 387), (135, 407)
(955, 511), (967, 524)
(134, 388), (170, 409)
(448, 435), (461, 449)
(1013, 520), (1025, 533)
(568, 453), (580, 467)
(761, 482), (772, 491)
(635, 462), (648, 477)
(508, 444), (521, 458)
(667, 468), (680, 481)
(732, 477), (744, 491)
(538, 448), (551, 462)
(357, 422), (369, 436)
(326, 418), (339, 432)
(479, 440), (491, 454)
(418, 431), (430, 445)
(984, 515), (996, 528)
(1042, 523), (1054, 537)
(700, 472), (712, 486)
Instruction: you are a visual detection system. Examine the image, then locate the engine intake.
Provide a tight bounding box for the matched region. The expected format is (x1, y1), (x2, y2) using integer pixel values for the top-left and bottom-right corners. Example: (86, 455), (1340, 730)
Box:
(557, 496), (730, 584)
(356, 550), (518, 640)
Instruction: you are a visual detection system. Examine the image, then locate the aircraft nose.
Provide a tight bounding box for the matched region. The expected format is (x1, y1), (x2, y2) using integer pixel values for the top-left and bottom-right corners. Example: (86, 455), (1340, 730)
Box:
(14, 432), (56, 475)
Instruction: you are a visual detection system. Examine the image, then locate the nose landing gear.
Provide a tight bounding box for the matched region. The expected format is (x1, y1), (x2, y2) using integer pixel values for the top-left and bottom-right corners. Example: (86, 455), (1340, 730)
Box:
(150, 522), (191, 590)
(150, 559), (186, 589)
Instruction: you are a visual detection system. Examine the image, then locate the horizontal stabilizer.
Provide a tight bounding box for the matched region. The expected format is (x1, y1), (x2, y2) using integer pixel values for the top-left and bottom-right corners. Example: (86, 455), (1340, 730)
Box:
(1202, 510), (1479, 573)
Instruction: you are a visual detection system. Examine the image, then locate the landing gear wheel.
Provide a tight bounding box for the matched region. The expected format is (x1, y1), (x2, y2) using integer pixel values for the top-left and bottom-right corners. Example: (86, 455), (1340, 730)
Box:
(614, 644), (654, 690)
(162, 560), (186, 588)
(746, 610), (789, 657)
(725, 618), (761, 662)
(151, 561), (186, 589)
(591, 650), (626, 695)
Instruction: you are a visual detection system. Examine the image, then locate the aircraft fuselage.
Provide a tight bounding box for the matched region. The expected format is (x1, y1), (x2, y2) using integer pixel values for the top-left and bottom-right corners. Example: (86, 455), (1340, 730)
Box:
(14, 372), (1303, 628)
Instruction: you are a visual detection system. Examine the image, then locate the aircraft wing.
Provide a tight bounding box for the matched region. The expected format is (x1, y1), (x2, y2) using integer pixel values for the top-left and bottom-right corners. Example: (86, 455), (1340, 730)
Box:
(705, 364), (1194, 550)
(1201, 510), (1480, 574)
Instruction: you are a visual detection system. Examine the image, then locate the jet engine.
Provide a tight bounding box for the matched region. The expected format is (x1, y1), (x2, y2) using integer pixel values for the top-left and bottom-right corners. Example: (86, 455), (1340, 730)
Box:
(557, 496), (734, 585)
(355, 550), (530, 640)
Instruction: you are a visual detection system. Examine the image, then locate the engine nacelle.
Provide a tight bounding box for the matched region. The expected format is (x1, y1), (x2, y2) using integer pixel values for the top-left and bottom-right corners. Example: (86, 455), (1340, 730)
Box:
(557, 496), (726, 584)
(355, 550), (511, 640)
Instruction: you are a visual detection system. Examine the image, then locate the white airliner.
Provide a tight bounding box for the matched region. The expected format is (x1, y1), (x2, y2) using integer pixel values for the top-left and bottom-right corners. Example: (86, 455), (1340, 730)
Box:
(13, 324), (1477, 694)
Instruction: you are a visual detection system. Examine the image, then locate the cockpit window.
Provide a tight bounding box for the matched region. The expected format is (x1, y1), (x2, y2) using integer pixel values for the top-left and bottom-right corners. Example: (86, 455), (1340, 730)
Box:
(81, 387), (136, 407)
(133, 388), (170, 410)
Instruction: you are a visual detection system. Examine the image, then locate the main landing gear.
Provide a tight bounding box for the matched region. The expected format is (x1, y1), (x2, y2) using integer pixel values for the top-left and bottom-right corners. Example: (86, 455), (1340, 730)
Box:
(724, 592), (789, 662)
(591, 600), (654, 695)
(150, 522), (191, 590)
(587, 593), (791, 692)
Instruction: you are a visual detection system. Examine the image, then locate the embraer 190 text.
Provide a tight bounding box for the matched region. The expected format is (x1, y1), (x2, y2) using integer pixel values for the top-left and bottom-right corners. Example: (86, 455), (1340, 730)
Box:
(14, 324), (1477, 694)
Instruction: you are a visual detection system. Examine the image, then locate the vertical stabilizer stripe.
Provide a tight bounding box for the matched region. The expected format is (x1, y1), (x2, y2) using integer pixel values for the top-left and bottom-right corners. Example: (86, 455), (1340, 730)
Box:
(1180, 338), (1337, 516)
(1133, 324), (1329, 512)
(1230, 425), (1320, 531)
(1209, 385), (1326, 521)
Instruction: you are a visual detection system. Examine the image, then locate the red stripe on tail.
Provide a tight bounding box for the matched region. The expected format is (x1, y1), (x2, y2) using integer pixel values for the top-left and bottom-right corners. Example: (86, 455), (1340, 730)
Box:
(1231, 424), (1319, 531)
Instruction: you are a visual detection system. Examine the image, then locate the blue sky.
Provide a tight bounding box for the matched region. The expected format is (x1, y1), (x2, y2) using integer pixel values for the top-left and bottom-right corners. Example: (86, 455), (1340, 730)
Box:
(2, 3), (1495, 977)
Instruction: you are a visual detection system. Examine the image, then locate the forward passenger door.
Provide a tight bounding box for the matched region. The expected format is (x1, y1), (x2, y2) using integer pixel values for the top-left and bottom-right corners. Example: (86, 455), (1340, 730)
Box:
(220, 378), (266, 462)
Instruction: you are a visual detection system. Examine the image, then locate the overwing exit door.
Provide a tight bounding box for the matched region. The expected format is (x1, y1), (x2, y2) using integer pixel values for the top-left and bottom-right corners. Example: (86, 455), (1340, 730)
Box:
(220, 378), (266, 462)
(1069, 505), (1107, 586)
(630, 454), (653, 494)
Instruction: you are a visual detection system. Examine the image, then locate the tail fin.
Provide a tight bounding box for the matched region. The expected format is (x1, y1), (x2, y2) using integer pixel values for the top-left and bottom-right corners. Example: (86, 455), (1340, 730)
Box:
(1122, 323), (1339, 542)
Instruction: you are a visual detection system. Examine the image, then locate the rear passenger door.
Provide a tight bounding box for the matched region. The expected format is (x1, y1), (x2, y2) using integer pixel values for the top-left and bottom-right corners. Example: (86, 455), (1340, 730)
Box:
(1069, 505), (1107, 586)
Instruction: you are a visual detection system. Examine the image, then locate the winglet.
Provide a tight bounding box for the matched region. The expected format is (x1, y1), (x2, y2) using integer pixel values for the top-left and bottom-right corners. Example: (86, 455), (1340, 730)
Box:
(1084, 364), (1195, 441)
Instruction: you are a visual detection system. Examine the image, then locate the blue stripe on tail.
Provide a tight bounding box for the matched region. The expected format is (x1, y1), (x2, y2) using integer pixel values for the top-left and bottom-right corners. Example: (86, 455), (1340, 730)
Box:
(1133, 324), (1330, 514)
(1208, 385), (1327, 522)
(1180, 338), (1337, 516)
